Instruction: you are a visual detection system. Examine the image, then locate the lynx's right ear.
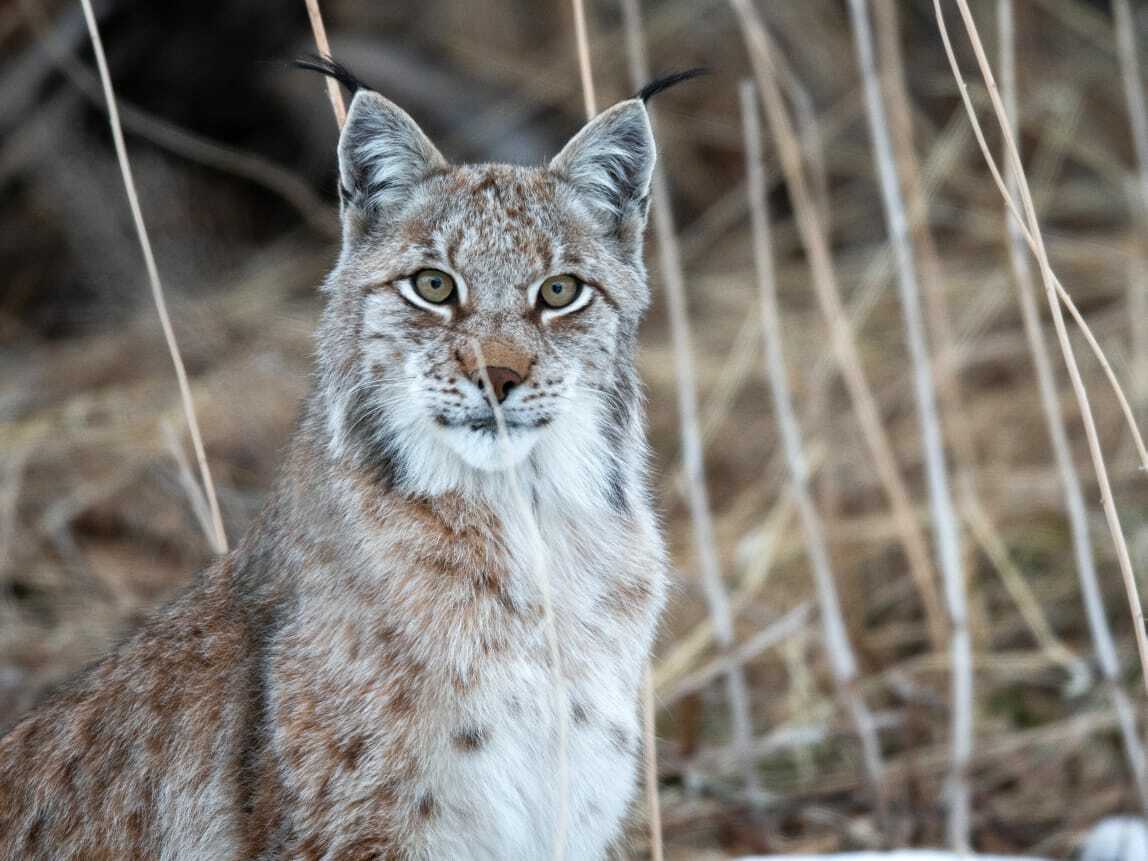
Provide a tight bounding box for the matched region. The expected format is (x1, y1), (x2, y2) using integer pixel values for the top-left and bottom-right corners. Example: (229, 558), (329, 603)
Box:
(296, 57), (446, 224)
(549, 99), (656, 232)
(337, 90), (447, 219)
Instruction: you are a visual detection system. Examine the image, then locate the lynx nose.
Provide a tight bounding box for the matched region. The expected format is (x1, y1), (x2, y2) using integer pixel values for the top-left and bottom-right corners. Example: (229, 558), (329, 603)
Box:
(456, 340), (533, 404)
(475, 366), (522, 403)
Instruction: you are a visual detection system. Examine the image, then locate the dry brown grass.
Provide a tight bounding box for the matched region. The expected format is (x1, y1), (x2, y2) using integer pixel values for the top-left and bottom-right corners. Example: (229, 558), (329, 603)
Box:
(3, 0), (1148, 856)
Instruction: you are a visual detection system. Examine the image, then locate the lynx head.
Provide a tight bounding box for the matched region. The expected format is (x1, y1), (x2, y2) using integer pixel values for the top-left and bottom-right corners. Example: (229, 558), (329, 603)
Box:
(302, 59), (699, 508)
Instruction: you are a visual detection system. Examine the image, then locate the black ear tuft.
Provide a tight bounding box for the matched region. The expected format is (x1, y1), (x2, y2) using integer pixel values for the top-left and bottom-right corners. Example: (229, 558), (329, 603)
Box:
(294, 54), (371, 95)
(636, 67), (708, 103)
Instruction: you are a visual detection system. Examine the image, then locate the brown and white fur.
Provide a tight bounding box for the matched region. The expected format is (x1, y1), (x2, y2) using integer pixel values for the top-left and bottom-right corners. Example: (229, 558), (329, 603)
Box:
(0, 62), (676, 860)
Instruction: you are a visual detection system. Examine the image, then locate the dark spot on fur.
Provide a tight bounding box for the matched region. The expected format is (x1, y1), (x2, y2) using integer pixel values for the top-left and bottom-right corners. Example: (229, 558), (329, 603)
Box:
(297, 833), (332, 861)
(233, 594), (283, 857)
(387, 685), (416, 716)
(608, 722), (632, 753)
(344, 385), (402, 488)
(473, 173), (500, 200)
(127, 809), (146, 843)
(417, 793), (437, 818)
(452, 727), (490, 752)
(24, 813), (46, 850)
(341, 735), (367, 771)
(451, 666), (480, 693)
(572, 702), (590, 725)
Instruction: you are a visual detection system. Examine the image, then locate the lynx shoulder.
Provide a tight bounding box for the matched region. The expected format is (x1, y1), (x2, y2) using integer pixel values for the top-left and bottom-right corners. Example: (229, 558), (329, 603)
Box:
(0, 60), (698, 860)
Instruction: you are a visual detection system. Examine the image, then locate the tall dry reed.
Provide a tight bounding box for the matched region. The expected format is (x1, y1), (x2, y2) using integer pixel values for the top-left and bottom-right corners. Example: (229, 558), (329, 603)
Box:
(933, 0), (1148, 701)
(621, 0), (761, 797)
(729, 0), (950, 656)
(739, 78), (886, 818)
(77, 0), (227, 556)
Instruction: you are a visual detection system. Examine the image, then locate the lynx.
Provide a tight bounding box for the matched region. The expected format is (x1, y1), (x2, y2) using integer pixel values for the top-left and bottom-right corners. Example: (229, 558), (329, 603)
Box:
(0, 59), (697, 859)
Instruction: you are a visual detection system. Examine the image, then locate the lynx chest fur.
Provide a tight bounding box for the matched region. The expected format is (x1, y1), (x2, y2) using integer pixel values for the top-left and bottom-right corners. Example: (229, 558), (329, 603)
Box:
(274, 476), (665, 859)
(0, 58), (679, 860)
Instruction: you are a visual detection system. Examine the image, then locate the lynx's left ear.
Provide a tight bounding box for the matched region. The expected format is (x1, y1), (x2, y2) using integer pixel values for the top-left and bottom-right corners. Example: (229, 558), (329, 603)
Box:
(549, 100), (656, 232)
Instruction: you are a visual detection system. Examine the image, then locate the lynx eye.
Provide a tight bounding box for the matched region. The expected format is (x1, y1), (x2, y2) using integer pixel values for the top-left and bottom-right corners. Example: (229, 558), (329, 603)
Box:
(413, 269), (456, 304)
(538, 275), (582, 310)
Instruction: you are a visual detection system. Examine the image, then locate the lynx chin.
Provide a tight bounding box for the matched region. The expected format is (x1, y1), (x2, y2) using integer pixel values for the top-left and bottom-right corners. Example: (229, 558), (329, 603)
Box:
(0, 59), (701, 860)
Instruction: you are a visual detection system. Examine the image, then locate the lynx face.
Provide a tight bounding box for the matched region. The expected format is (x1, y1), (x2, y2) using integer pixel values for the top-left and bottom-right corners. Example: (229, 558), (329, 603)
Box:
(318, 87), (656, 496)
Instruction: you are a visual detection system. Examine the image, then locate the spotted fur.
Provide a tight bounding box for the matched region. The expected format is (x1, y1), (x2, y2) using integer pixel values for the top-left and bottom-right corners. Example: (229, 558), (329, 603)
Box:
(0, 71), (672, 860)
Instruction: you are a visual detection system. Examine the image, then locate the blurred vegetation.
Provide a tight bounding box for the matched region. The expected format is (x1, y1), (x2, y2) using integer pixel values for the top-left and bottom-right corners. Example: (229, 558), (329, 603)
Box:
(2, 0), (1148, 856)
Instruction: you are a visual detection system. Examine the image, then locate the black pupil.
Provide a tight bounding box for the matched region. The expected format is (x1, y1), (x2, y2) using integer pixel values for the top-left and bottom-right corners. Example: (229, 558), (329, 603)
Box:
(552, 282), (564, 294)
(430, 277), (441, 290)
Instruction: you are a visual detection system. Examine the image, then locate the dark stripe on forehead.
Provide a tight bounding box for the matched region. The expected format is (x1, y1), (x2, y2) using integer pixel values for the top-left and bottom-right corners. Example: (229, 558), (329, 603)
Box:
(472, 173), (500, 198)
(445, 229), (462, 272)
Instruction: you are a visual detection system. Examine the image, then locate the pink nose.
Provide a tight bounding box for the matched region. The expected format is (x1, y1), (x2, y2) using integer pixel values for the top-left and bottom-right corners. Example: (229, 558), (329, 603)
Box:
(474, 366), (523, 403)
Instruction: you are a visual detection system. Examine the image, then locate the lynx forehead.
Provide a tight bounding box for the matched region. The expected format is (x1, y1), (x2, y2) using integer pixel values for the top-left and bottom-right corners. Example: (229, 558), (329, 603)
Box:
(0, 57), (689, 860)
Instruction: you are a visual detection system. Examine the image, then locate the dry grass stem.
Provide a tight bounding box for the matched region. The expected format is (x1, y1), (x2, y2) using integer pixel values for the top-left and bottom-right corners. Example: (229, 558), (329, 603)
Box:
(929, 2), (1148, 477)
(653, 483), (801, 695)
(471, 342), (570, 859)
(1114, 0), (1148, 230)
(960, 496), (1082, 676)
(740, 78), (885, 811)
(621, 0), (761, 797)
(998, 0), (1148, 811)
(934, 0), (1148, 703)
(664, 602), (812, 706)
(571, 0), (597, 118)
(303, 0), (345, 127)
(642, 667), (663, 861)
(846, 0), (970, 844)
(565, 10), (661, 845)
(729, 0), (948, 653)
(1115, 0), (1148, 426)
(77, 0), (227, 555)
(159, 418), (214, 549)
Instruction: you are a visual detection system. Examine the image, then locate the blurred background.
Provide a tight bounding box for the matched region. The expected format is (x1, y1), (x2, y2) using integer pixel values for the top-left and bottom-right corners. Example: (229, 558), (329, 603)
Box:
(3, 0), (1148, 856)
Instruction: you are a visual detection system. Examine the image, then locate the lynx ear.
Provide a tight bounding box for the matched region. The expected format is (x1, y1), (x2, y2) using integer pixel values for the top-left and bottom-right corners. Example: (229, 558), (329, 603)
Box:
(549, 100), (655, 231)
(338, 90), (447, 218)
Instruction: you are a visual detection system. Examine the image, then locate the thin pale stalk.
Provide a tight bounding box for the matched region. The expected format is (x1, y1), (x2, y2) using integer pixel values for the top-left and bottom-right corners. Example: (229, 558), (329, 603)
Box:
(934, 0), (1148, 698)
(471, 344), (569, 859)
(303, 0), (345, 127)
(642, 668), (663, 861)
(1130, 257), (1148, 417)
(654, 481), (800, 694)
(77, 0), (226, 555)
(570, 0), (597, 118)
(871, 0), (979, 486)
(961, 496), (1081, 676)
(1115, 0), (1148, 424)
(664, 603), (812, 705)
(570, 6), (658, 844)
(621, 0), (760, 796)
(1115, 0), (1148, 231)
(729, 0), (949, 653)
(740, 79), (885, 810)
(160, 418), (214, 548)
(928, 2), (1148, 477)
(998, 0), (1148, 812)
(845, 0), (970, 845)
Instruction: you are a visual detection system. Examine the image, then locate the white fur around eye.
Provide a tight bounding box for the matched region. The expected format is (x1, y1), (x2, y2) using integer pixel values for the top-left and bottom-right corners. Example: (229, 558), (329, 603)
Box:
(395, 266), (468, 318)
(528, 278), (595, 323)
